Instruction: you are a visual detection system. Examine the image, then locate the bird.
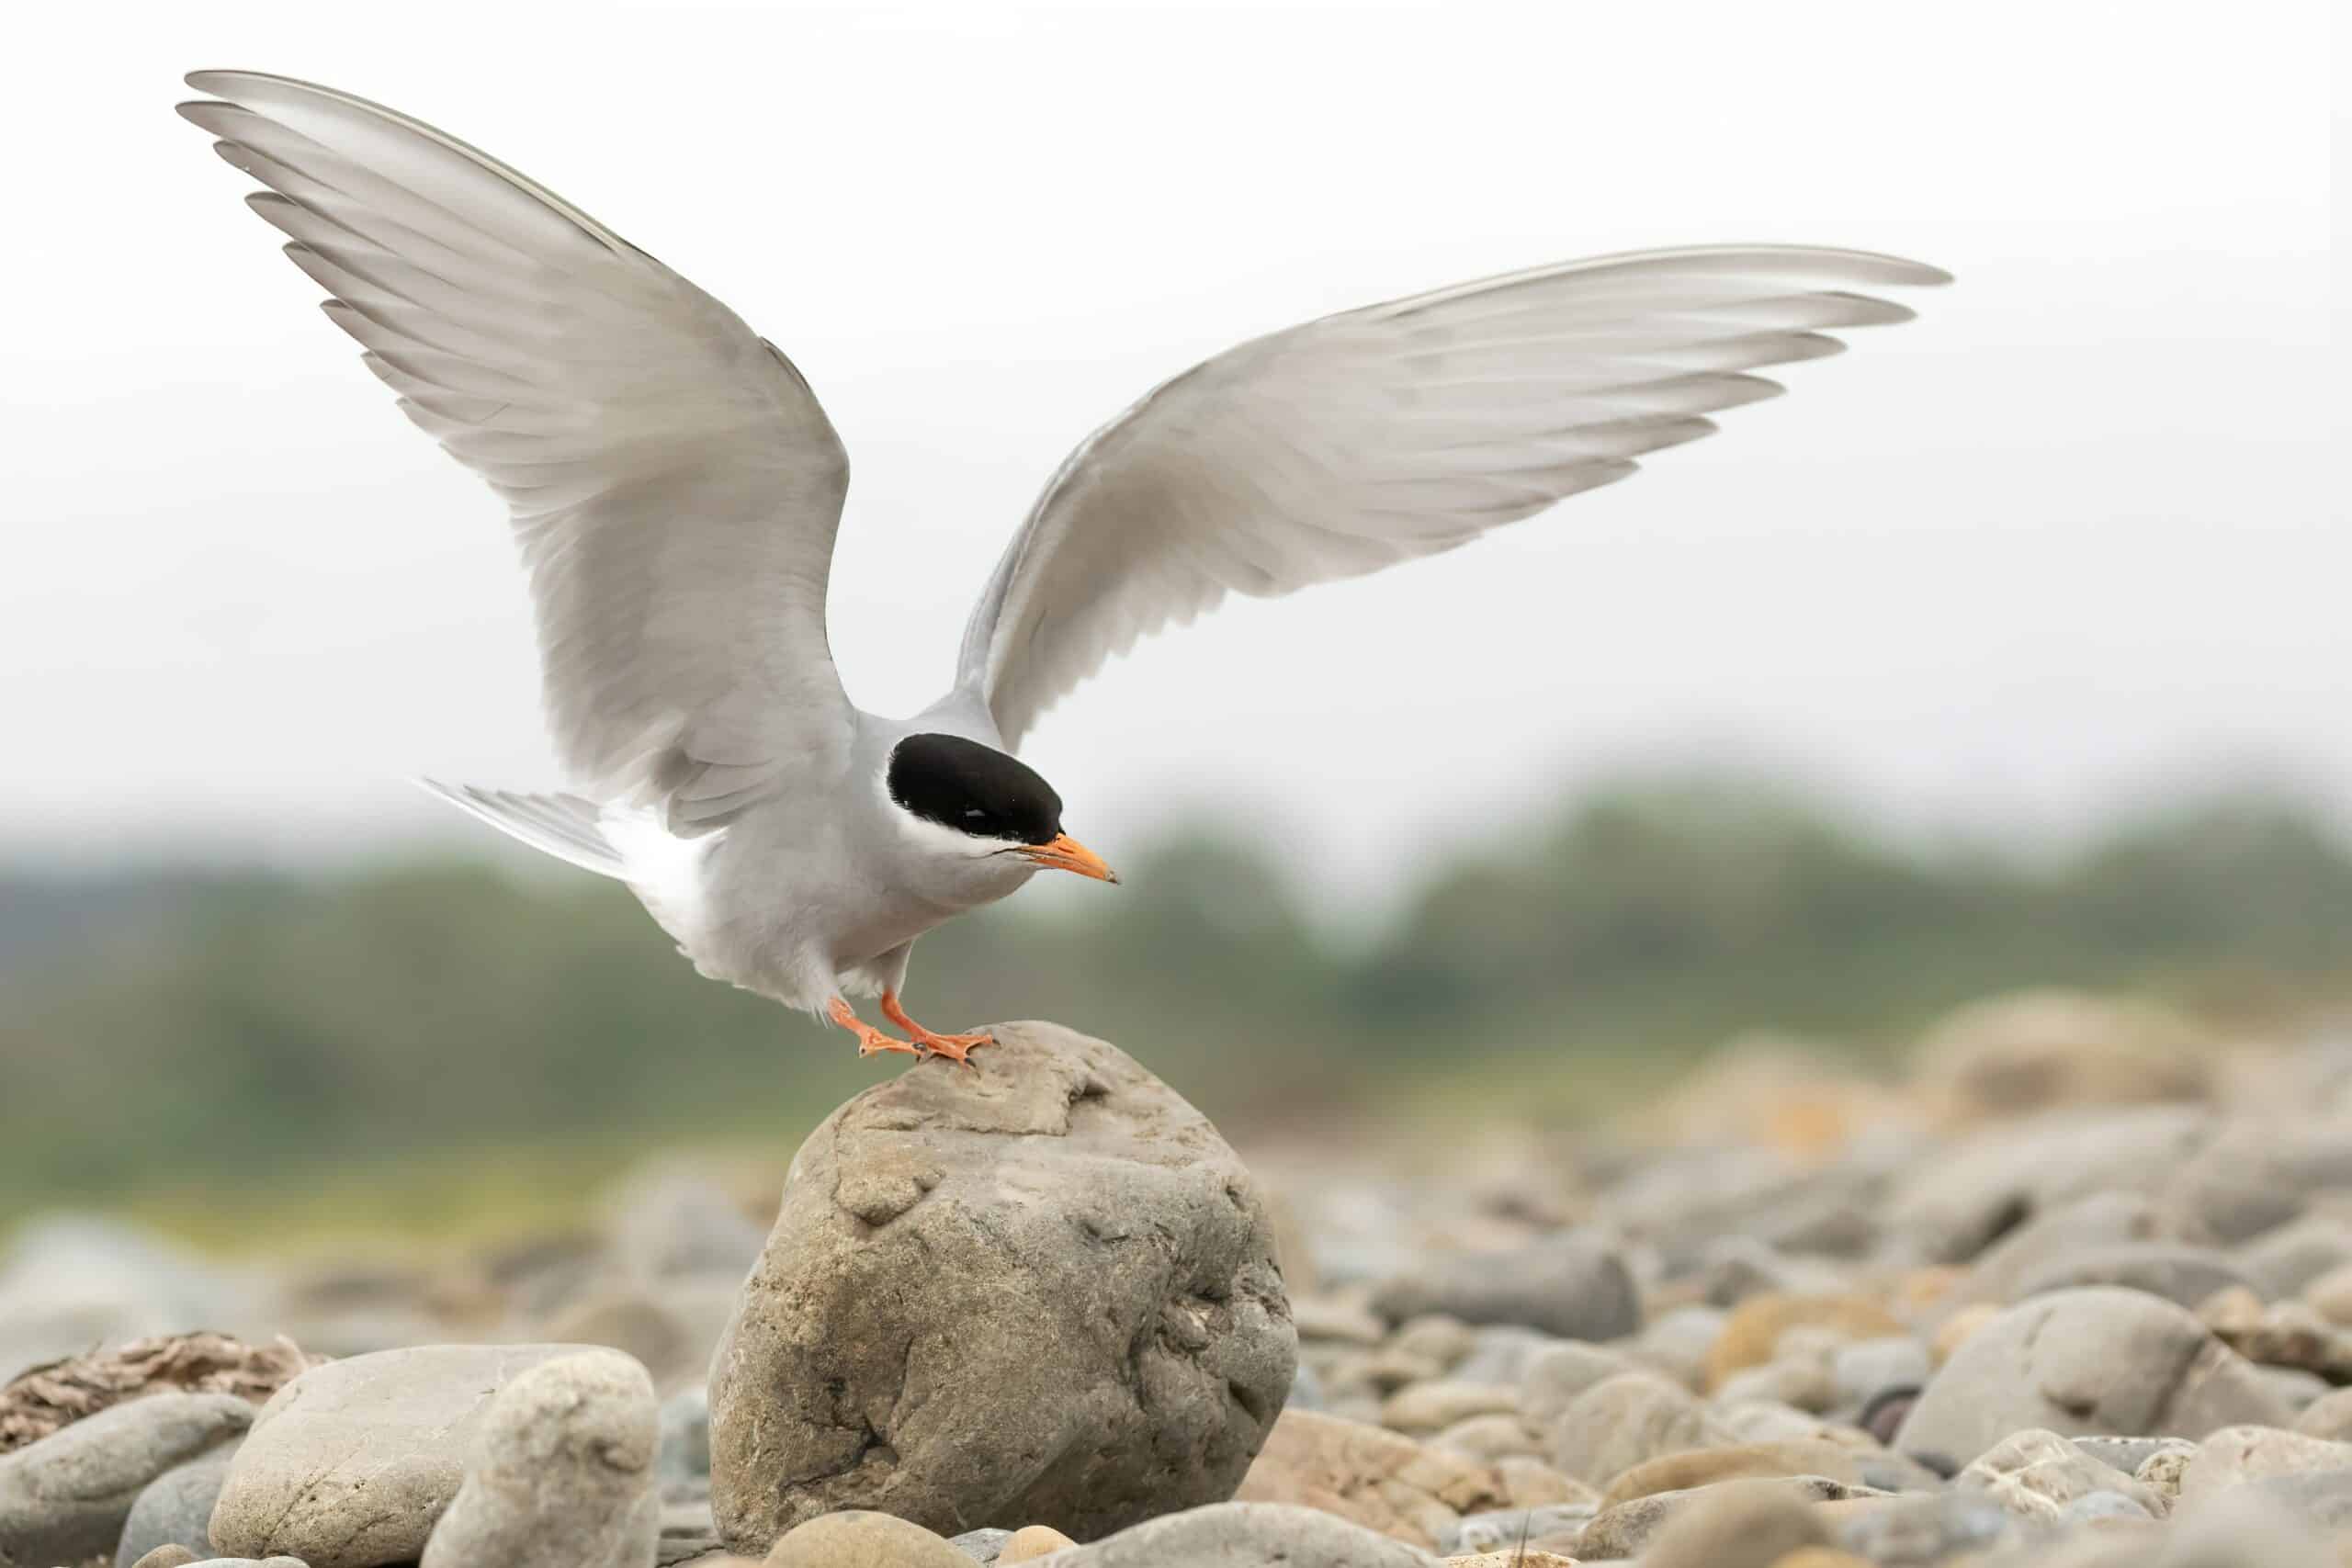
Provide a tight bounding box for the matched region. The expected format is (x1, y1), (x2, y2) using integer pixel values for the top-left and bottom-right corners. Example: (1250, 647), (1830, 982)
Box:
(177, 70), (1948, 1066)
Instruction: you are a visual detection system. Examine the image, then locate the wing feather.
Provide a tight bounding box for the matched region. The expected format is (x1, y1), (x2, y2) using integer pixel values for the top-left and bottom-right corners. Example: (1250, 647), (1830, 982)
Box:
(181, 72), (853, 829)
(959, 244), (1946, 749)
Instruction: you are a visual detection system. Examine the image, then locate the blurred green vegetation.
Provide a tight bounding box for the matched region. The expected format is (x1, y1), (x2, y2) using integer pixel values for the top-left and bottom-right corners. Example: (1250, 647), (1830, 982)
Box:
(3, 770), (2348, 1239)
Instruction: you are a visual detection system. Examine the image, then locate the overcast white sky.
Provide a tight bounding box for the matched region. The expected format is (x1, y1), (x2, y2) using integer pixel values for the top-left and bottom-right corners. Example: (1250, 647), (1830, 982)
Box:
(3, 0), (2340, 906)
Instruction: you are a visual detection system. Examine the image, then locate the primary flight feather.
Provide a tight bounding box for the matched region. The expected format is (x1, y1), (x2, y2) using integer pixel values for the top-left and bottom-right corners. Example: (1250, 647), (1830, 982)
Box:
(179, 70), (1947, 1064)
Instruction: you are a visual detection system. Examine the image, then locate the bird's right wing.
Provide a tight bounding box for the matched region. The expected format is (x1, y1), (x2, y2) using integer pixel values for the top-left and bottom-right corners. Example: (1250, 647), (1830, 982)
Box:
(180, 72), (854, 831)
(958, 245), (1948, 750)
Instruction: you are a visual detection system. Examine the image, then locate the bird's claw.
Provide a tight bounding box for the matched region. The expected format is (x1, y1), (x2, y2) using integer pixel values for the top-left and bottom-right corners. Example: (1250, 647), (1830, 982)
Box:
(911, 1030), (993, 1068)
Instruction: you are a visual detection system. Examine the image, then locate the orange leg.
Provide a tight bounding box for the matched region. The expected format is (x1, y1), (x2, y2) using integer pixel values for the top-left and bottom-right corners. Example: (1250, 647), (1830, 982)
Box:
(825, 997), (920, 1059)
(880, 990), (993, 1066)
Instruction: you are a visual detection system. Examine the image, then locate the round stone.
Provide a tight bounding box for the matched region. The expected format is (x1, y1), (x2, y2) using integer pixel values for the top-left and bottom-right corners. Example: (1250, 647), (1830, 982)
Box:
(763, 1509), (971, 1567)
(708, 1023), (1295, 1548)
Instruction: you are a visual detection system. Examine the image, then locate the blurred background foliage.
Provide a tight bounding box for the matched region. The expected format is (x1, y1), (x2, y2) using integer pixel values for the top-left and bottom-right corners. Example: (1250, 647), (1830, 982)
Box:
(4, 768), (2348, 1243)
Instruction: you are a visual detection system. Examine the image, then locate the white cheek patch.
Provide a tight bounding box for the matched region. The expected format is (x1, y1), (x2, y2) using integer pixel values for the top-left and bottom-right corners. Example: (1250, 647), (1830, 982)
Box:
(895, 809), (1006, 859)
(878, 769), (1023, 863)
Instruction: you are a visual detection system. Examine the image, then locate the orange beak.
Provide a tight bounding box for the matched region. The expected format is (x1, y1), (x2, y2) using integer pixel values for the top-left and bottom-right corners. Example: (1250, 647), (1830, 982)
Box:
(1021, 832), (1119, 884)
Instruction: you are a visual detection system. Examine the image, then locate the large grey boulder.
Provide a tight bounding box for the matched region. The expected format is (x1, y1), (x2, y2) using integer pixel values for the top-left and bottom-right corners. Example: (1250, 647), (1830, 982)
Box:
(419, 1349), (660, 1568)
(208, 1342), (598, 1567)
(0, 1392), (251, 1567)
(709, 1022), (1295, 1550)
(1895, 1288), (2293, 1465)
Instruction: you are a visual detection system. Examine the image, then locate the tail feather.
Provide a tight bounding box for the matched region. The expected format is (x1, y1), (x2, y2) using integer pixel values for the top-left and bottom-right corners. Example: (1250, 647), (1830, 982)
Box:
(418, 780), (625, 877)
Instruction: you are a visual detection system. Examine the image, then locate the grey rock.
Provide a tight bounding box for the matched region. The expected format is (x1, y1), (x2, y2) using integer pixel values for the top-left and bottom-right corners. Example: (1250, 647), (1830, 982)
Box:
(1634, 1305), (1729, 1391)
(1693, 1236), (1850, 1309)
(209, 1342), (597, 1567)
(1833, 1336), (1932, 1408)
(1860, 1387), (1919, 1447)
(2169, 1122), (2352, 1244)
(1296, 1190), (1422, 1291)
(1451, 1325), (1564, 1387)
(1288, 1297), (1386, 1346)
(1603, 1150), (1881, 1269)
(1714, 1354), (1835, 1413)
(2016, 1243), (2253, 1310)
(114, 1450), (236, 1566)
(175, 1559), (309, 1567)
(1895, 1288), (2293, 1464)
(2176, 1424), (2352, 1503)
(654, 1505), (721, 1568)
(1385, 1315), (1475, 1371)
(1541, 1371), (1736, 1487)
(2257, 1364), (2333, 1412)
(1886, 1109), (2208, 1266)
(1714, 1397), (1848, 1447)
(2062, 1486), (2158, 1522)
(0, 1391), (252, 1567)
(1440, 1502), (1593, 1553)
(1836, 1490), (2020, 1567)
(420, 1348), (660, 1568)
(1516, 1342), (1631, 1428)
(948, 1526), (1013, 1562)
(656, 1386), (710, 1492)
(1940, 1191), (2165, 1315)
(1595, 1145), (1796, 1263)
(2237, 1216), (2352, 1300)
(1368, 1232), (1635, 1341)
(2292, 1384), (2352, 1440)
(708, 1023), (1295, 1549)
(2073, 1434), (2198, 1474)
(1038, 1500), (1432, 1566)
(1954, 1427), (2165, 1523)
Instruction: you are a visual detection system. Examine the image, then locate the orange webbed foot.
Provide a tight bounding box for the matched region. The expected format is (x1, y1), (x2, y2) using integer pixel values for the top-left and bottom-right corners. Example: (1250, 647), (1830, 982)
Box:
(881, 991), (994, 1068)
(826, 997), (922, 1059)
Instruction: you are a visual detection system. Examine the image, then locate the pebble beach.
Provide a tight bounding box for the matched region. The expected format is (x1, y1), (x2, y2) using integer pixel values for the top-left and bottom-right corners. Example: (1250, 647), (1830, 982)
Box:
(5, 988), (2351, 1567)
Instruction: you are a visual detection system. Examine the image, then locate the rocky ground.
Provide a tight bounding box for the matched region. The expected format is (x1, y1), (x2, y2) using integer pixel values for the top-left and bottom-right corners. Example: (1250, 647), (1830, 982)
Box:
(4, 989), (2352, 1566)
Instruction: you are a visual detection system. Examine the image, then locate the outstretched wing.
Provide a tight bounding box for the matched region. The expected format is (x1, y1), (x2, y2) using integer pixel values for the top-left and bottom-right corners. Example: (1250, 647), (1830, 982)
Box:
(959, 244), (1947, 750)
(181, 71), (854, 831)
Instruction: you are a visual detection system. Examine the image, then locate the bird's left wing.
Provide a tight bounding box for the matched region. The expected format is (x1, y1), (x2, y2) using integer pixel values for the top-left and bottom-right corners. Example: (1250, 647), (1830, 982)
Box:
(179, 72), (854, 831)
(958, 245), (1948, 750)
